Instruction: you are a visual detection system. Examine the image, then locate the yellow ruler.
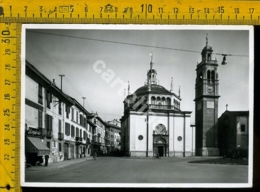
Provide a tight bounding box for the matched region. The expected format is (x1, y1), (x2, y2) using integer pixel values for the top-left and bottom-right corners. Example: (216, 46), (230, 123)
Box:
(0, 0), (260, 23)
(0, 22), (21, 192)
(0, 0), (258, 191)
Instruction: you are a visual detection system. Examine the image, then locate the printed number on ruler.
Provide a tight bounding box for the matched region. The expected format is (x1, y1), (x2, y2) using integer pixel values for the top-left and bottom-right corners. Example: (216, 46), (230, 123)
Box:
(0, 22), (18, 189)
(0, 0), (259, 23)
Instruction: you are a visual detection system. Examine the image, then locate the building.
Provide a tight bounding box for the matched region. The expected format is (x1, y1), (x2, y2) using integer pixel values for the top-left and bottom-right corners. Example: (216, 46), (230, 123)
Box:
(25, 61), (92, 165)
(121, 56), (195, 157)
(218, 110), (249, 157)
(105, 120), (121, 153)
(194, 37), (220, 156)
(88, 113), (106, 155)
(63, 96), (91, 160)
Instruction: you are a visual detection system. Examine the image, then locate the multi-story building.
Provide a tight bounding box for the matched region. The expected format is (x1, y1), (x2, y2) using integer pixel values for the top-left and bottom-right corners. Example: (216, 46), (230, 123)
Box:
(63, 96), (91, 160)
(105, 120), (121, 153)
(218, 110), (249, 157)
(25, 61), (91, 165)
(88, 113), (106, 155)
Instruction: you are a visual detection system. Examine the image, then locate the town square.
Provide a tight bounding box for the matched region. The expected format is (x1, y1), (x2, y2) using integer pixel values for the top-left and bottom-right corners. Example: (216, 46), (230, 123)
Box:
(22, 25), (253, 187)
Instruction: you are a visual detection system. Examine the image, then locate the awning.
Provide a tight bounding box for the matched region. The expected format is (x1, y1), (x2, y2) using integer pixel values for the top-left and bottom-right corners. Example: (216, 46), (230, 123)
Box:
(25, 137), (50, 156)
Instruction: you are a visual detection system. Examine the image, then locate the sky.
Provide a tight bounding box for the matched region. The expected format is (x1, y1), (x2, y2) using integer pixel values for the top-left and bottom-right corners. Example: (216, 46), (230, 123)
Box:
(25, 25), (252, 123)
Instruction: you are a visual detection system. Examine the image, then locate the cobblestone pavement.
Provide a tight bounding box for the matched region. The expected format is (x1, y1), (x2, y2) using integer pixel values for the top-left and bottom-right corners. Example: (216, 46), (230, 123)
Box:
(25, 156), (249, 186)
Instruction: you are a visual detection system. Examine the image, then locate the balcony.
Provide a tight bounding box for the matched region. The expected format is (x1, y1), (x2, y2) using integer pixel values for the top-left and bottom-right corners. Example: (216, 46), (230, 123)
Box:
(75, 137), (83, 145)
(87, 138), (91, 144)
(104, 136), (110, 141)
(149, 104), (180, 111)
(46, 130), (53, 139)
(58, 132), (64, 141)
(39, 128), (46, 138)
(92, 135), (101, 145)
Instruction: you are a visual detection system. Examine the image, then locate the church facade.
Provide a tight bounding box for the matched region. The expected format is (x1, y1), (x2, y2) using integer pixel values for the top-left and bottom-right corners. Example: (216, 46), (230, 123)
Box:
(121, 56), (195, 157)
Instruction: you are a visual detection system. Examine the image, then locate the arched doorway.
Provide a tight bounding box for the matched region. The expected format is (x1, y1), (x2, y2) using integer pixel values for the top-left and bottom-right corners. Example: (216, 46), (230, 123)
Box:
(154, 138), (166, 157)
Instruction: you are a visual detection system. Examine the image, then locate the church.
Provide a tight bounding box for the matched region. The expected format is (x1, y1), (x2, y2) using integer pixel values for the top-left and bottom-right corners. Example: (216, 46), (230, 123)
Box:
(121, 55), (195, 157)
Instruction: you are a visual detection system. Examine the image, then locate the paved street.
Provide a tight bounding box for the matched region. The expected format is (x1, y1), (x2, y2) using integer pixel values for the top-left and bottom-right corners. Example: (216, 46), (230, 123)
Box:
(25, 157), (248, 184)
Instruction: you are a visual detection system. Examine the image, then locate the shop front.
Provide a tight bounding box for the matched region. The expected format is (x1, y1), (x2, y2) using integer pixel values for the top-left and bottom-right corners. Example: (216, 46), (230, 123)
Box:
(25, 128), (50, 165)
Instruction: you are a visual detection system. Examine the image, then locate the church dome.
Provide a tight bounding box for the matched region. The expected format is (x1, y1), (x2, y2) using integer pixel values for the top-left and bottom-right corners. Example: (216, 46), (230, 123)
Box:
(202, 36), (213, 52)
(147, 69), (157, 74)
(134, 84), (172, 96)
(202, 44), (212, 51)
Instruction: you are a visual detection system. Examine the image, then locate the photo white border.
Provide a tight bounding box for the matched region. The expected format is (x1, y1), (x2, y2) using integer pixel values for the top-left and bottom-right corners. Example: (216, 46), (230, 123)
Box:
(21, 24), (254, 188)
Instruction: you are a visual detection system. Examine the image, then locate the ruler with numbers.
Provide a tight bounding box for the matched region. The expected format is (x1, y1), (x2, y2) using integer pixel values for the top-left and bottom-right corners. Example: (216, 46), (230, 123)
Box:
(0, 22), (21, 192)
(0, 0), (260, 23)
(0, 0), (258, 191)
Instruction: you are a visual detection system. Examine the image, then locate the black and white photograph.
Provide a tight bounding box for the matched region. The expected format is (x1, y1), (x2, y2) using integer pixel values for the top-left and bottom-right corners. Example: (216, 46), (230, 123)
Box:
(21, 25), (253, 188)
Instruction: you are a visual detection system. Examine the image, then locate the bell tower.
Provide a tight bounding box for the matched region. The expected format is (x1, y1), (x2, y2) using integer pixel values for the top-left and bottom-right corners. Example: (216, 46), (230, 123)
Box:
(194, 36), (220, 156)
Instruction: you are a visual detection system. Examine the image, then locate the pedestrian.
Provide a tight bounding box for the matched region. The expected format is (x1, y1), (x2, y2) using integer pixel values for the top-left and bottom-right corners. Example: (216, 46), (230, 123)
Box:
(45, 155), (49, 166)
(93, 151), (97, 160)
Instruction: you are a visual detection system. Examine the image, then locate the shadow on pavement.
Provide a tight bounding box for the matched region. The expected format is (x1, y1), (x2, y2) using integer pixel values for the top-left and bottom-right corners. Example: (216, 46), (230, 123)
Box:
(188, 158), (248, 165)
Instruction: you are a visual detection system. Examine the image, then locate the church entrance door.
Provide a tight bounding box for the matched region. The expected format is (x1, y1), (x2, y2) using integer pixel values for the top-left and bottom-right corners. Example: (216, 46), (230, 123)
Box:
(158, 146), (164, 156)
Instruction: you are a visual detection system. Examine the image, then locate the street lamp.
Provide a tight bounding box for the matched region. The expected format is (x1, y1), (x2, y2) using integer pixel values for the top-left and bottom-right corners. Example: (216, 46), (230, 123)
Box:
(215, 53), (232, 65)
(221, 54), (228, 65)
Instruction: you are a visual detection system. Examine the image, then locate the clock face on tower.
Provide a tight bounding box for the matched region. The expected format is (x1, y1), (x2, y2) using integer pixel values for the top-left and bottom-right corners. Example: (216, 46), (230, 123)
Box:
(207, 85), (214, 93)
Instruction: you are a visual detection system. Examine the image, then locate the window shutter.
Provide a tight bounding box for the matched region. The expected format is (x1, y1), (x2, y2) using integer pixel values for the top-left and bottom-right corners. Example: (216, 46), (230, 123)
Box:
(45, 114), (48, 130)
(76, 128), (79, 137)
(50, 116), (53, 131)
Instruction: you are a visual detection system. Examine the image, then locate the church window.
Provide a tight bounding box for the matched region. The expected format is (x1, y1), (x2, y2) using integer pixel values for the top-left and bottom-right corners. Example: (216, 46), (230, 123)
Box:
(166, 98), (171, 106)
(207, 53), (211, 60)
(138, 135), (143, 140)
(177, 136), (182, 141)
(211, 71), (215, 81)
(157, 97), (161, 105)
(151, 96), (156, 104)
(162, 97), (165, 105)
(207, 70), (211, 80)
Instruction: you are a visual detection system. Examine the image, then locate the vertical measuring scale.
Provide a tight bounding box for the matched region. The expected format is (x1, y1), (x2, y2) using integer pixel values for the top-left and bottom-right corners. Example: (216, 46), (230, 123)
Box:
(0, 23), (21, 192)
